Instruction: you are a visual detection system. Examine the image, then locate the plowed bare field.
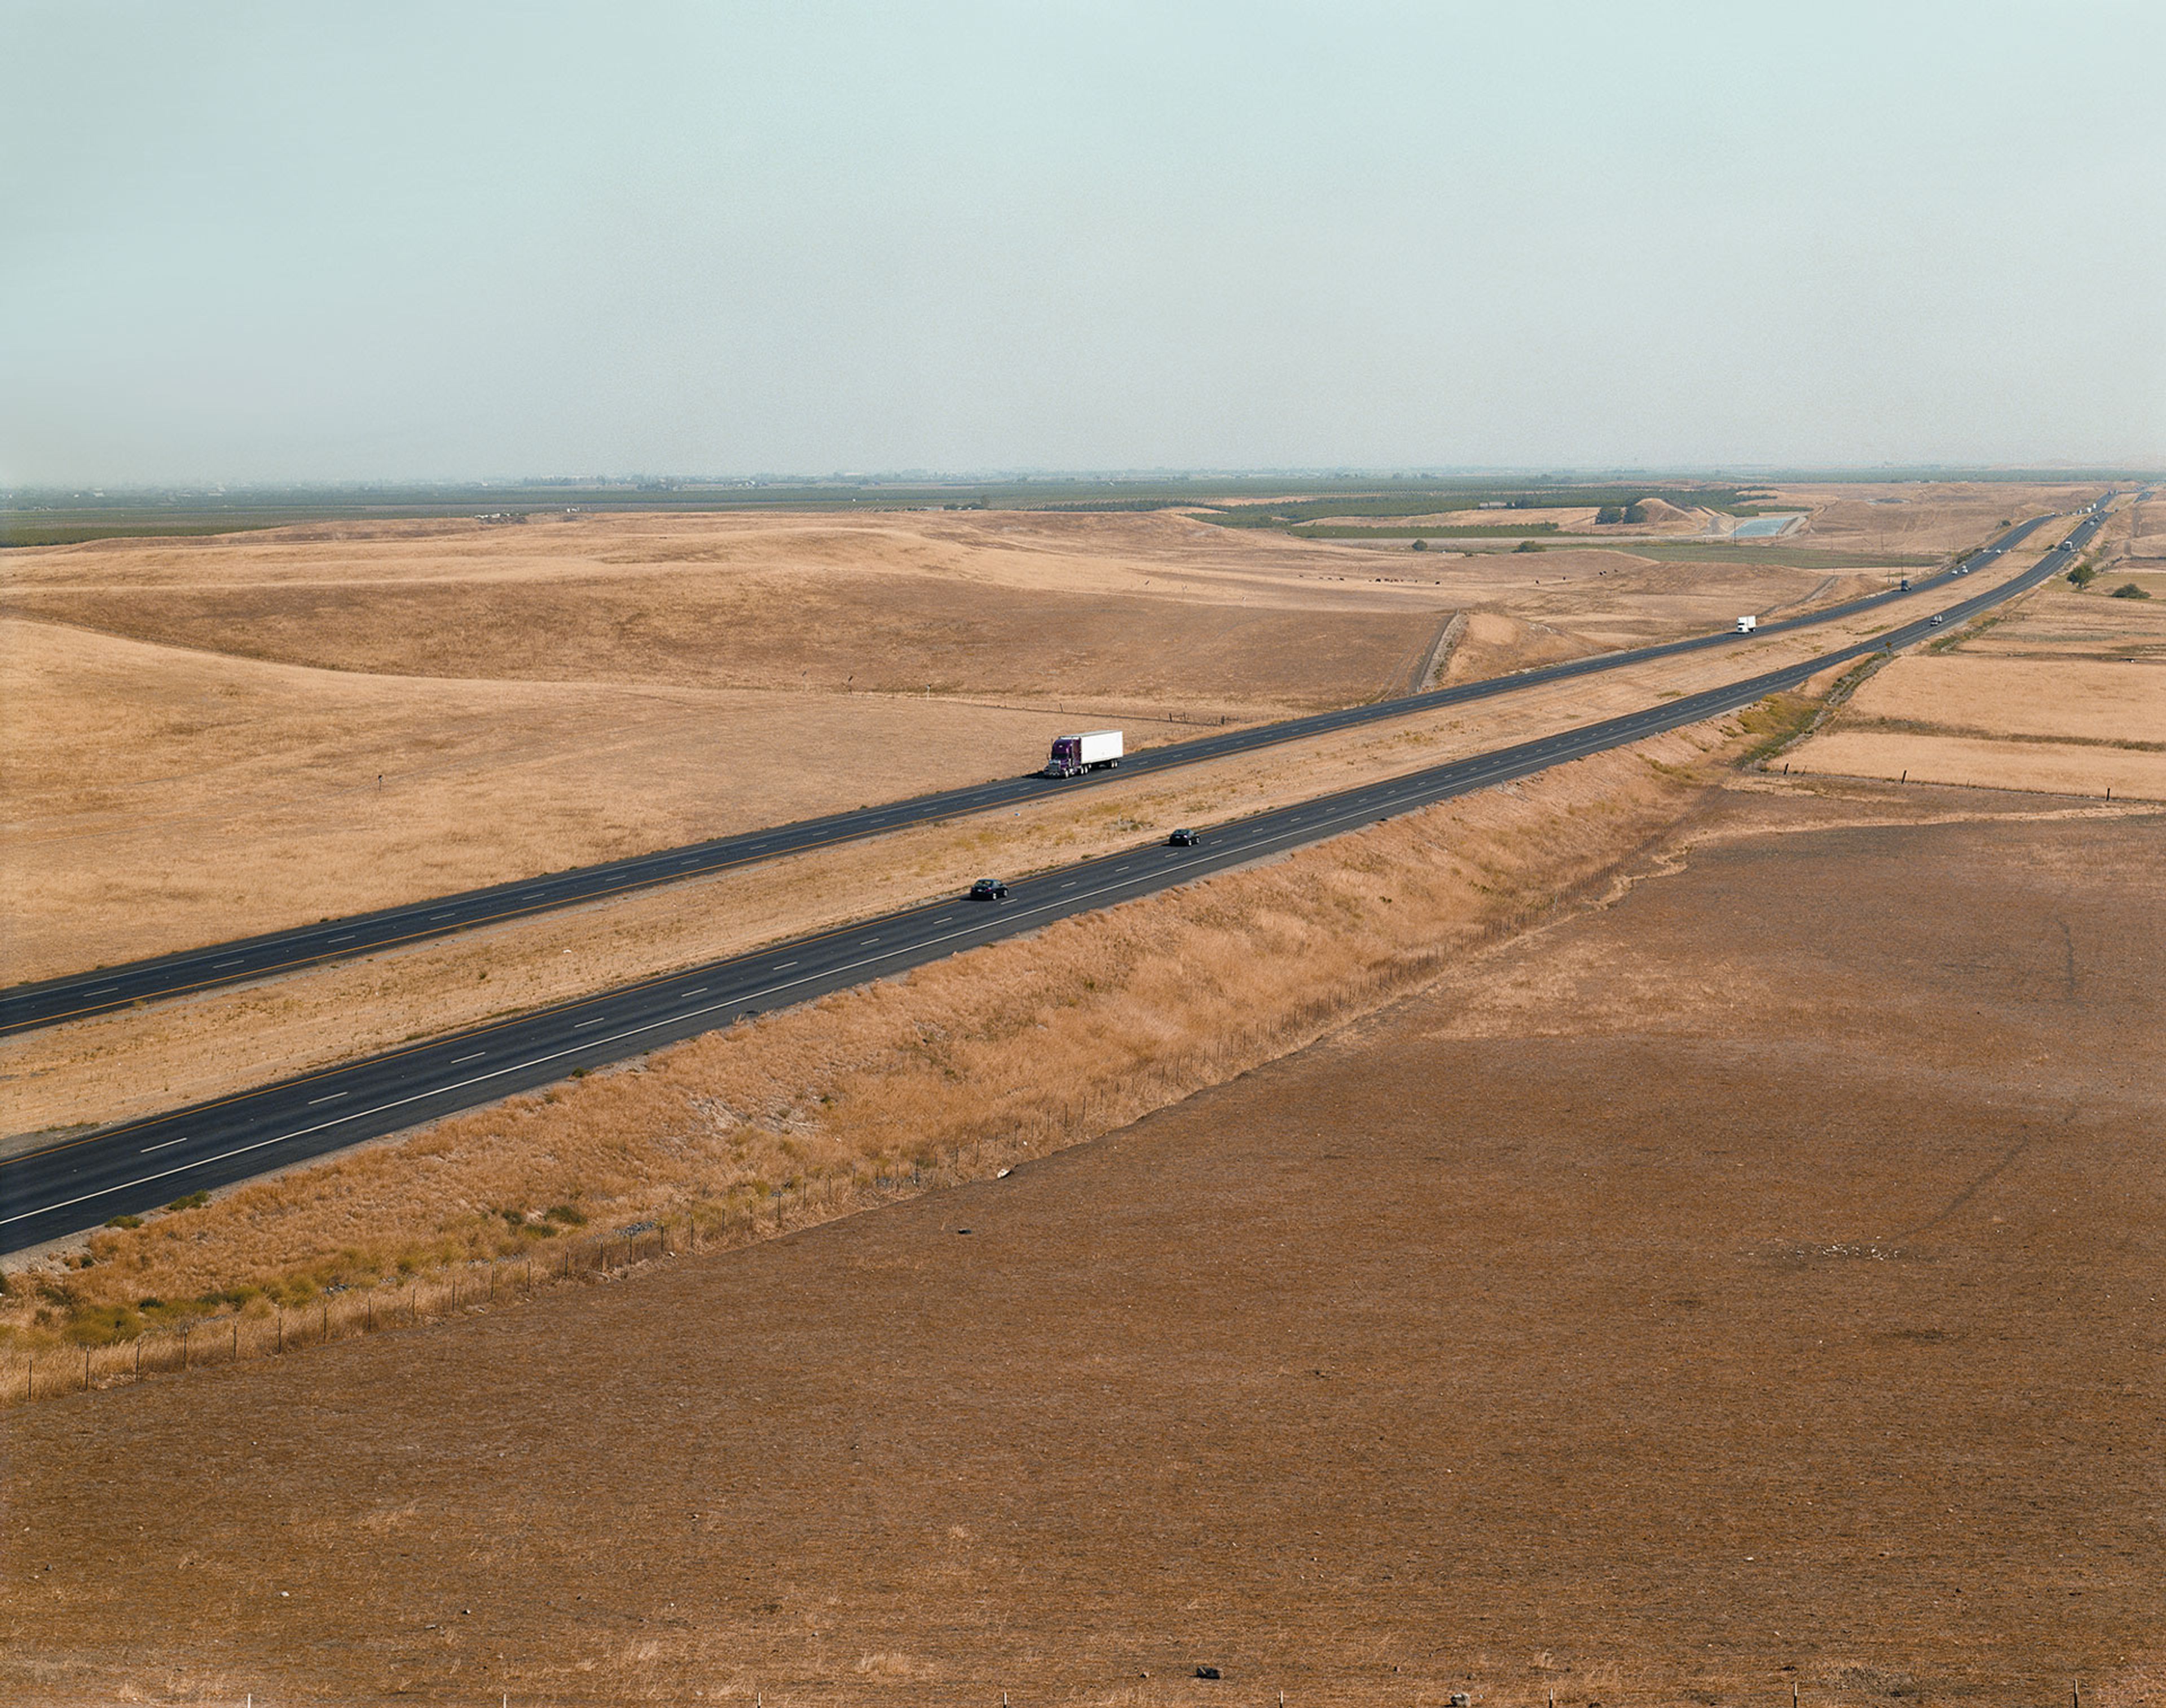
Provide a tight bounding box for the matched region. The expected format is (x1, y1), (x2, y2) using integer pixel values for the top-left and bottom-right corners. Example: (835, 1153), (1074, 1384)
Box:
(6, 783), (2159, 1706)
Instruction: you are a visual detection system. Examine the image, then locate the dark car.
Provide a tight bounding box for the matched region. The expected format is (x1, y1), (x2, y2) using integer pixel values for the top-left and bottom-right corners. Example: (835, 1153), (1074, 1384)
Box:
(1168, 828), (1200, 847)
(968, 878), (1009, 901)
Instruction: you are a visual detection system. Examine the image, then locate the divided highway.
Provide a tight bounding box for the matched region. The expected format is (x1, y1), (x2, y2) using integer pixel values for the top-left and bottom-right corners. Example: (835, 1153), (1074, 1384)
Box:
(0, 512), (2064, 1037)
(0, 506), (2108, 1252)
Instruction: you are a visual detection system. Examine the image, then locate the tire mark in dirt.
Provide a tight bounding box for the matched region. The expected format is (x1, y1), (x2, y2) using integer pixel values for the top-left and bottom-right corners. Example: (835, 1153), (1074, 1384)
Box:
(1892, 1106), (2074, 1242)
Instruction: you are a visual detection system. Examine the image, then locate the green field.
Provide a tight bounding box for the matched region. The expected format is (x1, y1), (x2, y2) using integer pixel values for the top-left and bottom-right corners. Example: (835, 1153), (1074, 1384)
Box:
(1586, 541), (1939, 569)
(7, 469), (2144, 549)
(1299, 530), (1937, 569)
(1292, 522), (1564, 540)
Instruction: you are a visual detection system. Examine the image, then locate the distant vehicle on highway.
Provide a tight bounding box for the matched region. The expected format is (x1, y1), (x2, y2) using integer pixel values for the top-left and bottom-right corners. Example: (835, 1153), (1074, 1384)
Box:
(1735, 615), (1758, 633)
(1167, 828), (1200, 847)
(1899, 577), (1911, 591)
(1043, 729), (1122, 779)
(1929, 614), (1944, 626)
(968, 878), (1009, 901)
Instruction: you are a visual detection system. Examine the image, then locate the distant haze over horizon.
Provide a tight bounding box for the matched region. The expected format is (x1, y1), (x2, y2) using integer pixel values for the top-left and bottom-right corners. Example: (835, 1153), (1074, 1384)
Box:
(6, 2), (2163, 486)
(10, 465), (2160, 504)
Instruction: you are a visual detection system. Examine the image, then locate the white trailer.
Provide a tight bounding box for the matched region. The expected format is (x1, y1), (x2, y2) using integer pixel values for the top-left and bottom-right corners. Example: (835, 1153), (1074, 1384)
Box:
(1735, 615), (1758, 633)
(1043, 729), (1122, 778)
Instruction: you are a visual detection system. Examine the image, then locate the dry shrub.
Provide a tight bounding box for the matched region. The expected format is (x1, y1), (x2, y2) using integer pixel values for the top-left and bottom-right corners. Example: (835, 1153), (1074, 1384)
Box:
(1, 730), (1716, 1365)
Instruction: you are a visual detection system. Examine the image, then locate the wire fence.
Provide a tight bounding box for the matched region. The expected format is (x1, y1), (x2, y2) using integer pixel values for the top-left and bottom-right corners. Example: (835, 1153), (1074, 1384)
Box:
(0, 933), (1496, 1412)
(1, 1171), (934, 1408)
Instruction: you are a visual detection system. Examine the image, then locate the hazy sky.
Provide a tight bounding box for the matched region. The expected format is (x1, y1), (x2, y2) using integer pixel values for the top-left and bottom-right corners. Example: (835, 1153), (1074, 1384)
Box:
(6, 1), (2162, 484)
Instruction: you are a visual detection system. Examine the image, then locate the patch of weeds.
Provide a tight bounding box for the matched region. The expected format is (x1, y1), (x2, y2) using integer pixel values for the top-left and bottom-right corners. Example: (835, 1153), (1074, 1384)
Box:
(103, 1213), (144, 1230)
(544, 1203), (587, 1226)
(2110, 582), (2151, 599)
(64, 1304), (143, 1346)
(165, 1191), (209, 1212)
(1734, 690), (1823, 767)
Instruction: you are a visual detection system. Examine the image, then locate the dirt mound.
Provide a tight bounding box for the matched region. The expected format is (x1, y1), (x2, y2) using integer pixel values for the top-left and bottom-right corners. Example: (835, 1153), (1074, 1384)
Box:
(1630, 495), (1697, 526)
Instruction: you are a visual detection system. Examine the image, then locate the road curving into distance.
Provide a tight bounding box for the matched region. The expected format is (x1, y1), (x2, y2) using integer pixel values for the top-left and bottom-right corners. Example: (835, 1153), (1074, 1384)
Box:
(0, 513), (2070, 1037)
(0, 503), (2112, 1252)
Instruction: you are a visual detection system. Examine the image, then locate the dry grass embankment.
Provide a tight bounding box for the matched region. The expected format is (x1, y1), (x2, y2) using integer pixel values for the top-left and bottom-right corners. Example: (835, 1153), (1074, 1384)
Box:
(0, 727), (1724, 1385)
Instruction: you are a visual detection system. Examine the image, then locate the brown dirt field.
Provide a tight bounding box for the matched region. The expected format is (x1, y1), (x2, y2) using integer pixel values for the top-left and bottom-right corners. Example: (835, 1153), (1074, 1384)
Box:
(0, 591), (1983, 1140)
(2, 782), (2158, 1706)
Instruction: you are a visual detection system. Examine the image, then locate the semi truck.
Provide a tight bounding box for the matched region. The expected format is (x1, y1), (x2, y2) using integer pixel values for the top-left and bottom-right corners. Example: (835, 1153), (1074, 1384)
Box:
(1735, 615), (1758, 633)
(1043, 729), (1122, 779)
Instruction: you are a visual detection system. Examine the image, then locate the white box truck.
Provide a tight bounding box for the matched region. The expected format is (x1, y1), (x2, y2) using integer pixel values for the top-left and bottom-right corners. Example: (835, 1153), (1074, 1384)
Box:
(1735, 615), (1758, 633)
(1043, 729), (1122, 778)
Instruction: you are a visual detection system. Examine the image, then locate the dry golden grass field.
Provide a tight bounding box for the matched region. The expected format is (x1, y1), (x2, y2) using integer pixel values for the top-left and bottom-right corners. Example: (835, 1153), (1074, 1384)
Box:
(1788, 573), (2166, 799)
(1758, 482), (2097, 556)
(0, 505), (1968, 982)
(2, 772), (2158, 1707)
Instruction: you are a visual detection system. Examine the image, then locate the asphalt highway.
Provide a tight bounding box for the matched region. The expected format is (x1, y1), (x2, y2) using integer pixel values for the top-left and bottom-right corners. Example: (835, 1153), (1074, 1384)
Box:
(0, 504), (2110, 1252)
(0, 513), (2066, 1037)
